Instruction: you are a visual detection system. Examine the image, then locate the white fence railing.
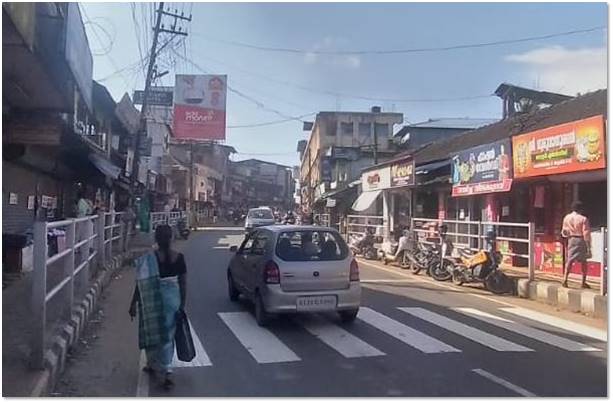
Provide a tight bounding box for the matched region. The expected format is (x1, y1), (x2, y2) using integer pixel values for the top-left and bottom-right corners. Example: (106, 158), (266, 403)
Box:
(31, 212), (132, 369)
(412, 217), (534, 279)
(314, 213), (331, 227)
(150, 211), (186, 230)
(345, 215), (385, 238)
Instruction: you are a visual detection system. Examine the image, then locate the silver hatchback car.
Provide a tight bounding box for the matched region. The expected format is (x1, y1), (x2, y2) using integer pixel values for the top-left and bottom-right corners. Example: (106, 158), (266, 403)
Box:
(227, 225), (361, 326)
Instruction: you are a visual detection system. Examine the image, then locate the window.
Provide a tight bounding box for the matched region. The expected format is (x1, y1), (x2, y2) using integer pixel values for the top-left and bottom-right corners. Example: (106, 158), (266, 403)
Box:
(340, 122), (354, 137)
(358, 123), (371, 145)
(375, 123), (389, 144)
(325, 120), (337, 136)
(252, 233), (269, 255)
(275, 230), (348, 261)
(247, 209), (274, 219)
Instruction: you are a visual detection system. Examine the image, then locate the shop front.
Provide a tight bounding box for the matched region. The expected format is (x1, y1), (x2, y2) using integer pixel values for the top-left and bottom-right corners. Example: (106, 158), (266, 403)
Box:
(512, 114), (607, 278)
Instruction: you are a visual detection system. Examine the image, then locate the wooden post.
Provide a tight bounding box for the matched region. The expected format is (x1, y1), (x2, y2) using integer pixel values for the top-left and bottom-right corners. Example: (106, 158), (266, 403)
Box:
(31, 221), (47, 369)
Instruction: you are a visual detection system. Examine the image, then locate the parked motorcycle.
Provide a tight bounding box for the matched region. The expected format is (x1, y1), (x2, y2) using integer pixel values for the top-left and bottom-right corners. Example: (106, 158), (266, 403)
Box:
(449, 230), (511, 294)
(176, 217), (190, 240)
(427, 225), (454, 282)
(349, 232), (378, 260)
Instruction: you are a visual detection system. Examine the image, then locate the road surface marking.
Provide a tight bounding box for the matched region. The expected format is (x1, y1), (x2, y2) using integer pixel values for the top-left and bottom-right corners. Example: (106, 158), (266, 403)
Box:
(295, 315), (385, 358)
(218, 312), (301, 364)
(357, 307), (460, 354)
(500, 307), (607, 342)
(171, 321), (213, 367)
(472, 368), (537, 397)
(361, 279), (414, 284)
(398, 308), (532, 352)
(454, 308), (601, 352)
(135, 350), (149, 397)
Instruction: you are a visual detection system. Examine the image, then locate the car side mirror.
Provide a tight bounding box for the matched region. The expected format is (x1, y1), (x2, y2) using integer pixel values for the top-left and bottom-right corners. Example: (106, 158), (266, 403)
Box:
(229, 245), (238, 253)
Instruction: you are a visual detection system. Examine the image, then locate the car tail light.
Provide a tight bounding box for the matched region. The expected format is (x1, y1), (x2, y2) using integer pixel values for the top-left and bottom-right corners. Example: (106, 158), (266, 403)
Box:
(264, 260), (280, 284)
(350, 259), (359, 281)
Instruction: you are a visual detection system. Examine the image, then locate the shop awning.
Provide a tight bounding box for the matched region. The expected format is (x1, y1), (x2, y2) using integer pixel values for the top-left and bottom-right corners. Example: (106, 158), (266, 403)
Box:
(89, 153), (121, 179)
(415, 160), (450, 175)
(351, 190), (381, 212)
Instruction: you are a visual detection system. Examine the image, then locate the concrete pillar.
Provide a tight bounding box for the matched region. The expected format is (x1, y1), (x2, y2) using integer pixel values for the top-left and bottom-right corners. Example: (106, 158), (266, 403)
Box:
(382, 190), (390, 241)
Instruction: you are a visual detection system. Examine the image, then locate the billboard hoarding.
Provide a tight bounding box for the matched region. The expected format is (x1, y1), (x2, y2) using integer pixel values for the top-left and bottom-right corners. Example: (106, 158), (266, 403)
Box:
(512, 115), (606, 178)
(452, 139), (512, 197)
(173, 74), (227, 141)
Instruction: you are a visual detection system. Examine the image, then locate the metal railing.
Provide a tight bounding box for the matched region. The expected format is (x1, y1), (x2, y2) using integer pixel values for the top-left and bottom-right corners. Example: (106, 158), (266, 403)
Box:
(411, 217), (534, 279)
(150, 211), (186, 230)
(314, 213), (331, 227)
(31, 212), (132, 369)
(345, 215), (385, 239)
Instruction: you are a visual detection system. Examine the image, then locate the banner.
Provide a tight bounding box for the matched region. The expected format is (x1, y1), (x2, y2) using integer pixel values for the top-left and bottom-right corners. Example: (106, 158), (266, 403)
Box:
(390, 157), (415, 188)
(512, 115), (605, 178)
(451, 139), (512, 197)
(173, 75), (227, 141)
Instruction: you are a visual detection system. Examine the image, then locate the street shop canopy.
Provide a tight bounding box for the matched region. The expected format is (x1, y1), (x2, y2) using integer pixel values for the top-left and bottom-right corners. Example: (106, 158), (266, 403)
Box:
(352, 190), (381, 212)
(89, 153), (121, 179)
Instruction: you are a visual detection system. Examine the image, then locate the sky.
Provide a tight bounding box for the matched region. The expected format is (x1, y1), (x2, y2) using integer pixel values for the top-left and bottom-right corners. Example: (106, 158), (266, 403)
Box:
(81, 2), (607, 167)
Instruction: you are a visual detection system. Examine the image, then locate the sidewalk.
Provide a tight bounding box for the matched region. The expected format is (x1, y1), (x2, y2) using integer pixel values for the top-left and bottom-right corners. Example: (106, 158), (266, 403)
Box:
(2, 232), (156, 397)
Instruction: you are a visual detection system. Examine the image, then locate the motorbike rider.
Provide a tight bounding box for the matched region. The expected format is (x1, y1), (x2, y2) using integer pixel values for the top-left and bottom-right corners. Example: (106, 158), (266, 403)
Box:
(356, 227), (375, 250)
(384, 229), (412, 264)
(283, 210), (296, 224)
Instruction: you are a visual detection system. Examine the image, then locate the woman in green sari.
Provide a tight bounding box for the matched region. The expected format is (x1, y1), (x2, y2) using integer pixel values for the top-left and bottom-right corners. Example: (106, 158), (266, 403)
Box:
(129, 225), (187, 389)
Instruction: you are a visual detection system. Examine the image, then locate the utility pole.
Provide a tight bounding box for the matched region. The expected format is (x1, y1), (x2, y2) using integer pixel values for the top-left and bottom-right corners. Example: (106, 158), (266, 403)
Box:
(131, 2), (191, 190)
(373, 122), (379, 165)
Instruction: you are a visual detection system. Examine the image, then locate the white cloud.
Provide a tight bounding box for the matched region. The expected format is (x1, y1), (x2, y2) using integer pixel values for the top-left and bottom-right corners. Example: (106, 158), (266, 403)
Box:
(303, 36), (361, 69)
(505, 45), (607, 95)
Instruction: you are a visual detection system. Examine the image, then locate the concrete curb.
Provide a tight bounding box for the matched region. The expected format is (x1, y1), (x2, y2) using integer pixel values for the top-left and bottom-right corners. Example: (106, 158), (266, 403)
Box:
(516, 278), (607, 319)
(30, 249), (146, 397)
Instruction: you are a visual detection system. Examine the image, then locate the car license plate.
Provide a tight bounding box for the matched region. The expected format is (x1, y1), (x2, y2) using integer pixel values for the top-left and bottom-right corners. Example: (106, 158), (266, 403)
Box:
(296, 295), (337, 312)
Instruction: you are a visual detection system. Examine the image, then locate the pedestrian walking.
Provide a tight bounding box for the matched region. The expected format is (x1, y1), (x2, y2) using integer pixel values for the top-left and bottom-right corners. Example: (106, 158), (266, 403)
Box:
(129, 224), (188, 389)
(561, 201), (592, 289)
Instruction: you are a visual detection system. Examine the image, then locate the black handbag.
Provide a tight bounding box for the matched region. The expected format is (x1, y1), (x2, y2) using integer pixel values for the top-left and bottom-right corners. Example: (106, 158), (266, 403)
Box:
(175, 309), (196, 362)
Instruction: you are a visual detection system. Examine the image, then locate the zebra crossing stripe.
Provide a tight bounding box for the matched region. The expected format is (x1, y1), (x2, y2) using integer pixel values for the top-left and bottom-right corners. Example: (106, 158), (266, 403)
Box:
(357, 307), (460, 354)
(218, 312), (301, 364)
(399, 308), (532, 352)
(171, 321), (213, 368)
(500, 307), (607, 342)
(454, 308), (600, 352)
(295, 315), (385, 358)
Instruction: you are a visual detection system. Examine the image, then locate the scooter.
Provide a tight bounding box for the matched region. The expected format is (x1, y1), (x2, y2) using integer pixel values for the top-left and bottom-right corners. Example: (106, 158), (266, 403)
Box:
(449, 231), (511, 294)
(428, 226), (454, 282)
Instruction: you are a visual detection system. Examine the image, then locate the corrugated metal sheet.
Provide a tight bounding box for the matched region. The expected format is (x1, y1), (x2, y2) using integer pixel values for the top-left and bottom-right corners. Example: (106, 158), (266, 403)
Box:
(406, 118), (498, 130)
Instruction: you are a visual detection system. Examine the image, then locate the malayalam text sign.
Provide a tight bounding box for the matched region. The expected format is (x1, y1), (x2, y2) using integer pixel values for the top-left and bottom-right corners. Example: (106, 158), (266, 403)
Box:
(512, 115), (606, 178)
(173, 74), (227, 141)
(451, 139), (512, 197)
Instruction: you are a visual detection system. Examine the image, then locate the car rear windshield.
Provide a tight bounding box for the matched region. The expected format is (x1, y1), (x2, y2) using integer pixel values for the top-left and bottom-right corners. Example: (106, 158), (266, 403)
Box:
(275, 230), (349, 261)
(248, 209), (273, 219)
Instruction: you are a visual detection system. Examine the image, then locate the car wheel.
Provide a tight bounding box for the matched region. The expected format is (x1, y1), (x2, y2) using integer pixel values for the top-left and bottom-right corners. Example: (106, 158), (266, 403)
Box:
(227, 272), (239, 302)
(339, 308), (359, 323)
(254, 291), (270, 327)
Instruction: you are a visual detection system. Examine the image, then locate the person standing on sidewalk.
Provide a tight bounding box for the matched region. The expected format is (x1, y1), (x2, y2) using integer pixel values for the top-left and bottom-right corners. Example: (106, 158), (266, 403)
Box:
(129, 225), (187, 389)
(561, 201), (592, 289)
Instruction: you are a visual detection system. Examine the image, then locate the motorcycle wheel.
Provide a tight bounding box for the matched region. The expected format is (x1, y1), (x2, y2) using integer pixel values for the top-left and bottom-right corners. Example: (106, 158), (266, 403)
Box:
(364, 249), (377, 260)
(431, 259), (453, 281)
(400, 252), (411, 269)
(452, 268), (464, 285)
(410, 252), (424, 274)
(485, 271), (511, 295)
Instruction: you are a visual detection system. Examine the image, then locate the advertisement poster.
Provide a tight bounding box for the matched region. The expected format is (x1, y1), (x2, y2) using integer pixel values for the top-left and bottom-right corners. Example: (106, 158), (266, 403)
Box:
(451, 139), (512, 196)
(534, 241), (564, 274)
(361, 166), (391, 191)
(390, 157), (415, 188)
(513, 115), (606, 178)
(173, 75), (227, 141)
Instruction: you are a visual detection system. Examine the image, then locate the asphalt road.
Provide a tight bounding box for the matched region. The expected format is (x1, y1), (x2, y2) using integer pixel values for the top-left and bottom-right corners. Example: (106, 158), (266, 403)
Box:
(54, 228), (607, 397)
(135, 228), (606, 397)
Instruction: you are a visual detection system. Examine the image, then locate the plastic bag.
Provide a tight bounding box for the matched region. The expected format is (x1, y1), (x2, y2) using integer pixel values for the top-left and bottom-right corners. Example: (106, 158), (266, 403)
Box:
(175, 309), (195, 362)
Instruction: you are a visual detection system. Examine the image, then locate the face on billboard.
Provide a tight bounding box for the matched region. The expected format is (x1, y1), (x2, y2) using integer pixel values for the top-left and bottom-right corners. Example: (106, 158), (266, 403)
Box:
(173, 74), (227, 141)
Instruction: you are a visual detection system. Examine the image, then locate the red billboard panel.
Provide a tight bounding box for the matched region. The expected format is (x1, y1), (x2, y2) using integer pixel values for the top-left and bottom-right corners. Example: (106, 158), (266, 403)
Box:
(173, 74), (227, 141)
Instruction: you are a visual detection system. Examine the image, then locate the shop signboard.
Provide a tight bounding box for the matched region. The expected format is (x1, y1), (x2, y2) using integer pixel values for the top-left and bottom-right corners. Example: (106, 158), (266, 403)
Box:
(133, 89), (173, 106)
(451, 139), (512, 197)
(173, 74), (227, 140)
(512, 115), (606, 178)
(361, 166), (391, 191)
(390, 157), (415, 188)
